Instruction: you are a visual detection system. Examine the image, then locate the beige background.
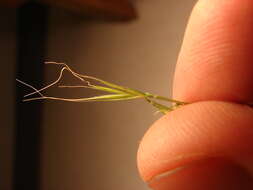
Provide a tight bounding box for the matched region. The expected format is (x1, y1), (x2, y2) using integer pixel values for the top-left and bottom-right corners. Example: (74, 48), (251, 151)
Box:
(0, 0), (196, 189)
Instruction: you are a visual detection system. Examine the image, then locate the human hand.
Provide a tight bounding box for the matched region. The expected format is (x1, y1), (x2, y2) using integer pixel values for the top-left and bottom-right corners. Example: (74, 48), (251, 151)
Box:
(138, 0), (253, 189)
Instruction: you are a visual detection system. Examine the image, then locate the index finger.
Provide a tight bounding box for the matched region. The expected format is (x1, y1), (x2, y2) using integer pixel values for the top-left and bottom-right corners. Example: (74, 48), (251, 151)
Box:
(173, 0), (253, 104)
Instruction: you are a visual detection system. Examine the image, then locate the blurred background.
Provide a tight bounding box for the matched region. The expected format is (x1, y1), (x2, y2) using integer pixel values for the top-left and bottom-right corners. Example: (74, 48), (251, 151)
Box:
(0, 0), (196, 189)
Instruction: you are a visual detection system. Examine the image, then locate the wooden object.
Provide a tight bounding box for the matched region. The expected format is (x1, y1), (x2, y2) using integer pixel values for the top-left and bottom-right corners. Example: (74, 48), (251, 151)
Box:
(15, 3), (48, 190)
(0, 0), (137, 21)
(0, 0), (27, 7)
(42, 0), (137, 20)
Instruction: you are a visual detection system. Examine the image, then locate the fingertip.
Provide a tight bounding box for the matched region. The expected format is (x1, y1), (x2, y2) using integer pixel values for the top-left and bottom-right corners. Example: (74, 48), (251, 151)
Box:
(148, 158), (253, 190)
(173, 0), (253, 103)
(137, 101), (253, 182)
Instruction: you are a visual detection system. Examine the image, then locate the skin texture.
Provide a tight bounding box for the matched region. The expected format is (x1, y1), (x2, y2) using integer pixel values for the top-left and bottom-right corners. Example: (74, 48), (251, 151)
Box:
(174, 0), (253, 103)
(137, 0), (253, 189)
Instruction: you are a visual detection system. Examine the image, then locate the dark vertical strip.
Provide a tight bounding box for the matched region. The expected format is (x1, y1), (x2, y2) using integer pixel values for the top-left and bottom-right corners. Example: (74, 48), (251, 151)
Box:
(14, 3), (48, 190)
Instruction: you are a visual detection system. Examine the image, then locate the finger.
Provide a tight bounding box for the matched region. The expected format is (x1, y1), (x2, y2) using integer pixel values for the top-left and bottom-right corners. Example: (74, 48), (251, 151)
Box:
(137, 101), (253, 190)
(173, 0), (253, 104)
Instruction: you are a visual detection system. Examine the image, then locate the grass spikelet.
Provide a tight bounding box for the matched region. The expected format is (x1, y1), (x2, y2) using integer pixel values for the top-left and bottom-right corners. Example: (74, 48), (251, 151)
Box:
(16, 62), (187, 114)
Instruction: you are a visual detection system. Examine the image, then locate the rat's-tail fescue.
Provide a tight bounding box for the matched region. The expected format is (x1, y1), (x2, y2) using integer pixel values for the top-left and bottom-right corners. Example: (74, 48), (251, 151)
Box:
(16, 62), (187, 114)
(16, 62), (253, 113)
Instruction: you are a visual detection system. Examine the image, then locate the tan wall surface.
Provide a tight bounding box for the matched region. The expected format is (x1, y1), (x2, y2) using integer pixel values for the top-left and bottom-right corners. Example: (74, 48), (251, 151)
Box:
(42, 1), (196, 190)
(0, 8), (16, 190)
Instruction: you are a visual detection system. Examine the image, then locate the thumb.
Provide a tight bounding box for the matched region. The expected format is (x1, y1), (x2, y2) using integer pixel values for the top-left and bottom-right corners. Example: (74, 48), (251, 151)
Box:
(137, 102), (253, 190)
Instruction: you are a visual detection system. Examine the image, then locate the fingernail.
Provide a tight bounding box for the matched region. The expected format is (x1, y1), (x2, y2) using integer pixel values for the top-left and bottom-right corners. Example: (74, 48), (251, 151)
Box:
(148, 158), (253, 190)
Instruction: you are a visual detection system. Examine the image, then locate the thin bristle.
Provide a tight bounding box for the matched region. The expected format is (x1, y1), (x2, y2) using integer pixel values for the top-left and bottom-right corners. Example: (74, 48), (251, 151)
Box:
(17, 62), (187, 114)
(16, 79), (44, 97)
